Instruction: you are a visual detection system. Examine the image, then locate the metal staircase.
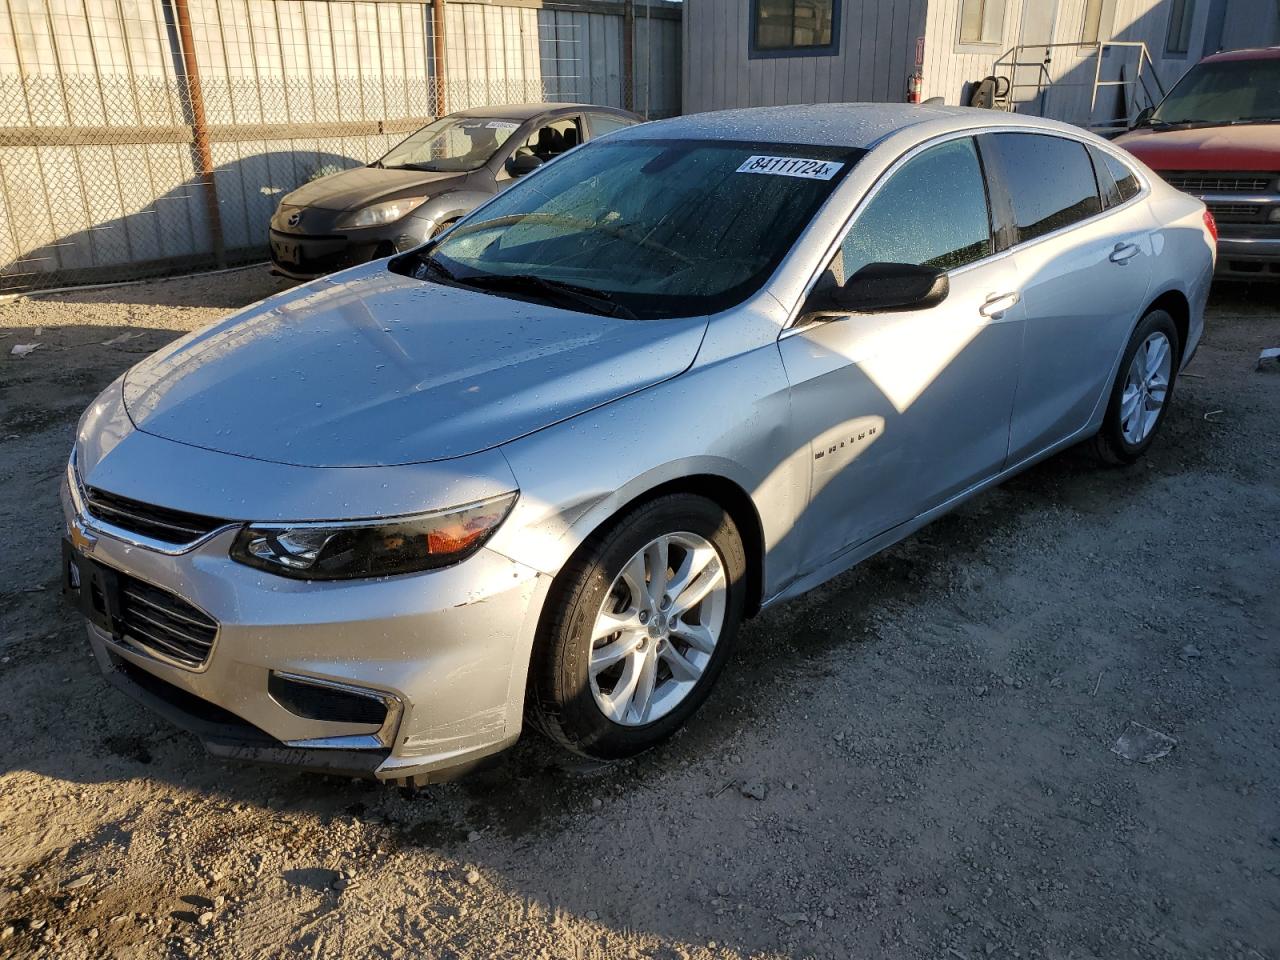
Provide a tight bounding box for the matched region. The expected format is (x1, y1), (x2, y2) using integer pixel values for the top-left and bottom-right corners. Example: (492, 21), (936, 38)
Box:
(988, 41), (1167, 135)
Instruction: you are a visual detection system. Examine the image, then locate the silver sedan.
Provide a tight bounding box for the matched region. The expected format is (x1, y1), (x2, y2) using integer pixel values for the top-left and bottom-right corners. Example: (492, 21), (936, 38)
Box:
(62, 104), (1215, 786)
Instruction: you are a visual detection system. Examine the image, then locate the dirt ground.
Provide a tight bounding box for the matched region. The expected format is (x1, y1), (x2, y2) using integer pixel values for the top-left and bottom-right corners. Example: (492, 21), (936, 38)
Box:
(0, 267), (1277, 960)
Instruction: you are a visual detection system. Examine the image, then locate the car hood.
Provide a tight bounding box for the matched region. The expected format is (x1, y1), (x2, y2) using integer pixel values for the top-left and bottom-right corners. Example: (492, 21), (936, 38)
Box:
(282, 166), (468, 212)
(122, 266), (709, 468)
(1114, 123), (1280, 171)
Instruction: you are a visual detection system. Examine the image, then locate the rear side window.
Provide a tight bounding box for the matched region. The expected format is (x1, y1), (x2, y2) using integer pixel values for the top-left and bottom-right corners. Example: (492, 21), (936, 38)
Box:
(835, 137), (992, 280)
(984, 133), (1102, 243)
(588, 113), (634, 137)
(1102, 151), (1140, 203)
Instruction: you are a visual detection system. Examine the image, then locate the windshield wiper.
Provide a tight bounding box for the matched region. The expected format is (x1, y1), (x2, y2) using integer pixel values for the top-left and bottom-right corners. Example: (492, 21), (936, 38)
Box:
(396, 250), (457, 284)
(459, 273), (637, 319)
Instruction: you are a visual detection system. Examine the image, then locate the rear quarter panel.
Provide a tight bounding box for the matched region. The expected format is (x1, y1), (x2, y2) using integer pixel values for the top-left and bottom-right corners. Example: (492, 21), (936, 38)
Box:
(1140, 178), (1215, 369)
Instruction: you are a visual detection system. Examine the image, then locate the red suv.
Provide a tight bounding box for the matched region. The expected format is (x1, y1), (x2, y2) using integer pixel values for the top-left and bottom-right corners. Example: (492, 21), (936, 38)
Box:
(1115, 47), (1280, 280)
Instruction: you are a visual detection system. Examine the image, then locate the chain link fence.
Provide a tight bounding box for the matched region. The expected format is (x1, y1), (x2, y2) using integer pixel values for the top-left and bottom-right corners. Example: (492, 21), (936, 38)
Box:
(0, 0), (677, 293)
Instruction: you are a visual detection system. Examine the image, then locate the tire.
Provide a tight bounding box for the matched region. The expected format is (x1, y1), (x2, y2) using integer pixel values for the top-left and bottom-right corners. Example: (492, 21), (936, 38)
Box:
(431, 217), (459, 239)
(527, 494), (748, 761)
(1092, 308), (1180, 466)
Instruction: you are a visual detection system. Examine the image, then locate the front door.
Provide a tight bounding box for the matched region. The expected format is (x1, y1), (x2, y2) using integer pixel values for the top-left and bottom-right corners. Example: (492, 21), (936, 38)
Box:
(778, 137), (1024, 573)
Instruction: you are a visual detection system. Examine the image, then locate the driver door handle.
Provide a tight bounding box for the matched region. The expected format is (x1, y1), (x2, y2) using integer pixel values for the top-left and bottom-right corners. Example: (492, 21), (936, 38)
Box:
(1110, 241), (1141, 264)
(979, 291), (1020, 317)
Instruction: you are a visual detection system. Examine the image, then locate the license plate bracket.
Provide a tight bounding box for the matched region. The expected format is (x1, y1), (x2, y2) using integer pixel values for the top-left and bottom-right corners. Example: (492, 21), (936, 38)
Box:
(62, 538), (123, 636)
(271, 239), (301, 265)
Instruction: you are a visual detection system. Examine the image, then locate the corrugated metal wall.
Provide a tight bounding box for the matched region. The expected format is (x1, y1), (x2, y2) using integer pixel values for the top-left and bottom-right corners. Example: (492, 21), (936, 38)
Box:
(682, 0), (928, 113)
(0, 0), (681, 291)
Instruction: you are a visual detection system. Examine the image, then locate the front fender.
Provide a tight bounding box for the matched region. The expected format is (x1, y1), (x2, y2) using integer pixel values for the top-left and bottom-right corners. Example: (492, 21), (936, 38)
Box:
(486, 341), (806, 602)
(409, 191), (493, 235)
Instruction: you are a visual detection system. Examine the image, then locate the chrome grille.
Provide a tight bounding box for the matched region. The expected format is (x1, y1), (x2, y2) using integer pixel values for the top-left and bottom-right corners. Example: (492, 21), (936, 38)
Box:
(84, 486), (227, 545)
(1161, 172), (1275, 194)
(117, 576), (218, 669)
(1206, 201), (1264, 222)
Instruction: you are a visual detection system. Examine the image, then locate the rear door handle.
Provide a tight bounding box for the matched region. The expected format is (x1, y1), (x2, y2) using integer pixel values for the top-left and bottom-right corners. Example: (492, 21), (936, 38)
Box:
(979, 291), (1020, 317)
(1110, 242), (1140, 264)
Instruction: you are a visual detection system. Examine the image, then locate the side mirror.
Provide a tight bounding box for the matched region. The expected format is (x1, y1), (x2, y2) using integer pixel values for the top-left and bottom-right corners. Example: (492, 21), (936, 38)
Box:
(507, 153), (544, 177)
(1131, 106), (1154, 129)
(803, 262), (950, 317)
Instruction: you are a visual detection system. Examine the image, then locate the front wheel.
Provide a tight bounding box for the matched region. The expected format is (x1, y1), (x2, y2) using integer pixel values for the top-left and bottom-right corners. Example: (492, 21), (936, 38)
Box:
(1092, 308), (1180, 465)
(527, 494), (748, 760)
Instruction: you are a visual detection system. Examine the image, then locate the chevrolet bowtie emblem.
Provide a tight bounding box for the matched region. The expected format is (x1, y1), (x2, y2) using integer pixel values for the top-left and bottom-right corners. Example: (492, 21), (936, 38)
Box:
(69, 518), (97, 554)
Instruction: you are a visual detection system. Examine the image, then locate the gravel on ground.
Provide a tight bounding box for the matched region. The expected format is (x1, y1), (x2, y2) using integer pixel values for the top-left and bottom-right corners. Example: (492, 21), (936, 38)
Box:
(0, 267), (1277, 959)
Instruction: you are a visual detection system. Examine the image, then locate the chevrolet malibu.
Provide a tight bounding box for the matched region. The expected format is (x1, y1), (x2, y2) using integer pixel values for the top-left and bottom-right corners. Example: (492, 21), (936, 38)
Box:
(63, 104), (1215, 786)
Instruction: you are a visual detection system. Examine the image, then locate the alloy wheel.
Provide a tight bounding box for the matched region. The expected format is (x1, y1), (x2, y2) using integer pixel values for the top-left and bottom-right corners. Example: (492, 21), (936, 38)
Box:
(1120, 331), (1172, 445)
(588, 532), (727, 726)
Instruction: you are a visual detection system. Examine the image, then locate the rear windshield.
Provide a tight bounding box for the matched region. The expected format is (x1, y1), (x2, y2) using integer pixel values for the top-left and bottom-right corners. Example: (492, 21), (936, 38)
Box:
(396, 138), (864, 319)
(1150, 58), (1280, 125)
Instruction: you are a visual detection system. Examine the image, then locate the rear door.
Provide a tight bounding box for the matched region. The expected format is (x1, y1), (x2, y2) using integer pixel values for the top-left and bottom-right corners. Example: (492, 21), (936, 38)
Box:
(980, 132), (1154, 463)
(779, 136), (1025, 571)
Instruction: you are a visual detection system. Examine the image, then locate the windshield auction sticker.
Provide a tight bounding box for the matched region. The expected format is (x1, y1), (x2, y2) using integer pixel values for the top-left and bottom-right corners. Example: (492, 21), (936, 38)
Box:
(736, 155), (844, 180)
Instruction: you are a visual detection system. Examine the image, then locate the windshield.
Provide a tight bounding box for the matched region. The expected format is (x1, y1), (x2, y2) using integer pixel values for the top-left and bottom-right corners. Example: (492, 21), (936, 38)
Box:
(1150, 58), (1280, 125)
(394, 138), (863, 319)
(377, 116), (521, 172)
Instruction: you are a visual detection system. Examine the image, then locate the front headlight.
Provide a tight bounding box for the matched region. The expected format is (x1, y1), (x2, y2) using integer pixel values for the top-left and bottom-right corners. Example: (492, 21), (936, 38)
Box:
(229, 492), (517, 580)
(335, 196), (428, 229)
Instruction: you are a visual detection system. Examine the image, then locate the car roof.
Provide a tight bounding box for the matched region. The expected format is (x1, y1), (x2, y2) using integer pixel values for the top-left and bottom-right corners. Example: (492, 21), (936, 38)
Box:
(1200, 46), (1280, 63)
(452, 102), (635, 121)
(612, 102), (1096, 150)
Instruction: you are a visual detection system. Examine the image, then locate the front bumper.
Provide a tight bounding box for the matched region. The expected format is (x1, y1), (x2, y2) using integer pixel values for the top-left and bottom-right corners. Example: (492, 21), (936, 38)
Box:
(61, 479), (548, 784)
(268, 219), (434, 280)
(1214, 234), (1280, 279)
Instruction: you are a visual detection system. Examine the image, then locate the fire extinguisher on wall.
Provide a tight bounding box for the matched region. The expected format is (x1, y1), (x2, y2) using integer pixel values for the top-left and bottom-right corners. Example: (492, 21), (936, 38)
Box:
(906, 71), (923, 103)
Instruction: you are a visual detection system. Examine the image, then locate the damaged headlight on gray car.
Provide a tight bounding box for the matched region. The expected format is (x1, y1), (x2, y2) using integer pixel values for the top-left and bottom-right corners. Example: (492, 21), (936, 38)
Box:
(230, 492), (518, 580)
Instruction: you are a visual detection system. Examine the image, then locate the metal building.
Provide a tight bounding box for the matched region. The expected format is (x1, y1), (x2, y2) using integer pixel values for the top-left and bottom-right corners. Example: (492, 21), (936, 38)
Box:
(684, 0), (1279, 127)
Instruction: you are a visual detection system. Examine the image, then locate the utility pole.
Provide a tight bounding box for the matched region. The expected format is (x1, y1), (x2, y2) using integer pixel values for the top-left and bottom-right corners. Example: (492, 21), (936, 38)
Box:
(432, 0), (448, 117)
(171, 0), (225, 268)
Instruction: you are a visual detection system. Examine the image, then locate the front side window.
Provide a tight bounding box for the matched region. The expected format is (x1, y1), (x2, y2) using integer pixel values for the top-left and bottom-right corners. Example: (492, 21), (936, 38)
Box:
(405, 138), (864, 320)
(500, 117), (584, 179)
(1149, 57), (1280, 124)
(751, 0), (840, 56)
(959, 0), (1006, 45)
(833, 138), (992, 282)
(1164, 0), (1195, 55)
(378, 116), (520, 173)
(984, 134), (1102, 244)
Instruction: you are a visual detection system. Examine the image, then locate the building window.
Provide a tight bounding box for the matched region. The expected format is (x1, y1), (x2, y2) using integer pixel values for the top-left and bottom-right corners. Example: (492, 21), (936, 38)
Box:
(750, 0), (841, 58)
(958, 0), (1006, 46)
(1085, 0), (1105, 43)
(1165, 0), (1195, 55)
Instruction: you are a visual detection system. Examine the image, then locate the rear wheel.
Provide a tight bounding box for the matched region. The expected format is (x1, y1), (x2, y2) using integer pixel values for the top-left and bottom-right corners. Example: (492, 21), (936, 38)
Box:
(1092, 308), (1179, 465)
(528, 494), (747, 760)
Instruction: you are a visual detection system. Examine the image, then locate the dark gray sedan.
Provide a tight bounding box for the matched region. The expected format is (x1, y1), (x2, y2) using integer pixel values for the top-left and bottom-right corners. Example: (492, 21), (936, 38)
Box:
(268, 102), (641, 279)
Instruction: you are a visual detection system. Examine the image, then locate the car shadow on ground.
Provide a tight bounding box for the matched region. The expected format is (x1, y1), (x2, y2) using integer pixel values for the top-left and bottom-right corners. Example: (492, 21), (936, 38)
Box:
(0, 314), (1220, 816)
(0, 280), (1274, 957)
